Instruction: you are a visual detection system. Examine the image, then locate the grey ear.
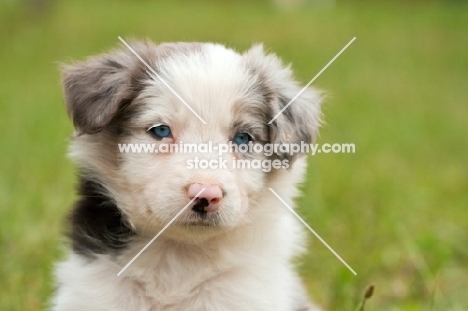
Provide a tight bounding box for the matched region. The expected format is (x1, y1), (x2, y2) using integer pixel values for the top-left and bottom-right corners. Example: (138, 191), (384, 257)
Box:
(61, 45), (150, 134)
(270, 88), (322, 162)
(243, 45), (322, 162)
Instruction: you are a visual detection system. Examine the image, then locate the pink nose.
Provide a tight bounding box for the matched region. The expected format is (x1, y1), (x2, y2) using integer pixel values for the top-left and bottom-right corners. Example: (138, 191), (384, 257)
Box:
(187, 183), (223, 213)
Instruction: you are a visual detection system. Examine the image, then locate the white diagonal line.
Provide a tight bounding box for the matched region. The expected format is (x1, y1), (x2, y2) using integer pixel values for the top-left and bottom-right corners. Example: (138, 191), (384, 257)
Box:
(268, 188), (357, 275)
(268, 37), (356, 124)
(118, 36), (207, 124)
(117, 188), (206, 276)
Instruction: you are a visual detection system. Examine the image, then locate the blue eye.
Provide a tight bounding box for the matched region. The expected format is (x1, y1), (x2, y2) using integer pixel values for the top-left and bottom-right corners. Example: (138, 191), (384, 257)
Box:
(149, 125), (172, 139)
(233, 132), (252, 145)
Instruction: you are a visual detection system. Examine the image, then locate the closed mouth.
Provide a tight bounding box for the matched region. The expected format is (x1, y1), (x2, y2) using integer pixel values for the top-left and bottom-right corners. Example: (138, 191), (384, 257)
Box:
(182, 213), (221, 227)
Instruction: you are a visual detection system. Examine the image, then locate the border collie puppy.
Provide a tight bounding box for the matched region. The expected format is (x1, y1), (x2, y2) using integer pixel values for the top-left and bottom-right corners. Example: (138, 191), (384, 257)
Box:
(52, 41), (322, 311)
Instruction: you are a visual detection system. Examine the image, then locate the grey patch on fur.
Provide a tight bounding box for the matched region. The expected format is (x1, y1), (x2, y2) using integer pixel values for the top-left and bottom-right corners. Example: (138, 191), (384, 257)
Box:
(242, 44), (322, 162)
(231, 101), (271, 144)
(61, 41), (203, 135)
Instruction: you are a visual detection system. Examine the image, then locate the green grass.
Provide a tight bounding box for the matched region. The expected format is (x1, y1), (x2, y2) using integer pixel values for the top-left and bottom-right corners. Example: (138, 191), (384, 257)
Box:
(1, 0), (467, 310)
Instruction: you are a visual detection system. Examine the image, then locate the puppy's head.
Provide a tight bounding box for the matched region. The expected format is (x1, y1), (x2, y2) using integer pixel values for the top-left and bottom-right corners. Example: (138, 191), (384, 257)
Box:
(63, 41), (321, 240)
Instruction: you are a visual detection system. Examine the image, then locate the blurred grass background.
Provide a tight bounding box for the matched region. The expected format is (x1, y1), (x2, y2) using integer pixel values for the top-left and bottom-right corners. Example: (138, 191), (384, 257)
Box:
(0, 0), (467, 310)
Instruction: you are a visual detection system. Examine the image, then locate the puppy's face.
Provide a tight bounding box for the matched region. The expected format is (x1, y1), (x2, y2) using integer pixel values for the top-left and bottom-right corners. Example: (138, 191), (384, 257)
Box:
(63, 42), (321, 239)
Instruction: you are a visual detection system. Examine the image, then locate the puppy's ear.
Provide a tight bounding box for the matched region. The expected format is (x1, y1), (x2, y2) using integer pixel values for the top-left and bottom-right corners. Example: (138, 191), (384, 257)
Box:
(243, 45), (322, 162)
(61, 45), (147, 134)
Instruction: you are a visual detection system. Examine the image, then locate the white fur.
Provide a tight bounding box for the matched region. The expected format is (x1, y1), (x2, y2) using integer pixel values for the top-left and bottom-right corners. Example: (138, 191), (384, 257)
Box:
(52, 43), (322, 310)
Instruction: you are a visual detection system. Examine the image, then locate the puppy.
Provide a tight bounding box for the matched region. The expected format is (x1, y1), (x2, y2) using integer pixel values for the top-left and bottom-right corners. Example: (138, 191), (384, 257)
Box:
(52, 41), (322, 311)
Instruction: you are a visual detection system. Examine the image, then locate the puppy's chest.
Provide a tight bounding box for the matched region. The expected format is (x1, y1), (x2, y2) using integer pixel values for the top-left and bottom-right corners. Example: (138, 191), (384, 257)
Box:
(119, 249), (230, 305)
(113, 247), (278, 310)
(120, 265), (263, 310)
